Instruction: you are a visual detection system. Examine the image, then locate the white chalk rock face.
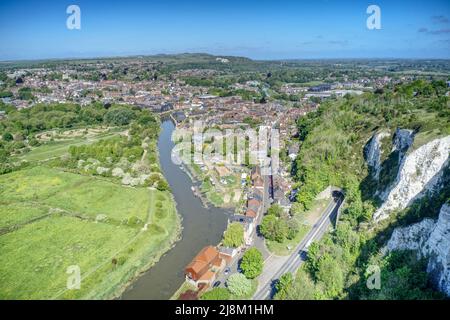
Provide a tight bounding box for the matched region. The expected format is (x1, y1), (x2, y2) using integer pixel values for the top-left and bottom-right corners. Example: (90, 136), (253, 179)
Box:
(423, 204), (450, 296)
(386, 203), (450, 296)
(385, 218), (435, 252)
(393, 128), (414, 153)
(374, 136), (450, 221)
(376, 129), (415, 202)
(364, 131), (390, 180)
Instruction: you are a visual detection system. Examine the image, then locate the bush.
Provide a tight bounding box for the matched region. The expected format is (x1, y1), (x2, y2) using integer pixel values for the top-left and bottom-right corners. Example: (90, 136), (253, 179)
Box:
(2, 132), (13, 142)
(286, 219), (299, 240)
(240, 248), (263, 279)
(156, 179), (170, 191)
(126, 216), (142, 227)
(226, 273), (252, 297)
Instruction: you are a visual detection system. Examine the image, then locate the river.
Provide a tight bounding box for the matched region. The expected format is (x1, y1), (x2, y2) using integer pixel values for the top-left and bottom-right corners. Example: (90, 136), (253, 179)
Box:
(120, 119), (230, 300)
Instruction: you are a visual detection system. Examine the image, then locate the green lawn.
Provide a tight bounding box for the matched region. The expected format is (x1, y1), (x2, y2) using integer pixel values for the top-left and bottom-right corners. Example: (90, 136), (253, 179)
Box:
(0, 167), (151, 222)
(207, 191), (224, 206)
(266, 225), (310, 256)
(0, 166), (181, 299)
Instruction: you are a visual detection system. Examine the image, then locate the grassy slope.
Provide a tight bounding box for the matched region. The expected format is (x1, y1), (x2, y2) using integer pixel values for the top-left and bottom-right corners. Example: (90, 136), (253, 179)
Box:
(0, 166), (180, 299)
(16, 131), (120, 162)
(289, 82), (450, 300)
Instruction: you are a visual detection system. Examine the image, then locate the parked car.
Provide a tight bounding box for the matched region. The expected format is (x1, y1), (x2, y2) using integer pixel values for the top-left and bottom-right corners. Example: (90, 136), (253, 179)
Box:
(224, 267), (231, 275)
(213, 281), (221, 288)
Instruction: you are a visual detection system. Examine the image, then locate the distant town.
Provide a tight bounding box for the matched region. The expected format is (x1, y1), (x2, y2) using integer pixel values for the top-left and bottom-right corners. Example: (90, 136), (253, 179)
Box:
(1, 54), (449, 301)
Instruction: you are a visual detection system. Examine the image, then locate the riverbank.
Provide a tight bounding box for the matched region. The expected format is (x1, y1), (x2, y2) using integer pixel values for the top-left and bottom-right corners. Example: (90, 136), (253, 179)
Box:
(0, 166), (182, 299)
(120, 120), (229, 300)
(109, 192), (182, 300)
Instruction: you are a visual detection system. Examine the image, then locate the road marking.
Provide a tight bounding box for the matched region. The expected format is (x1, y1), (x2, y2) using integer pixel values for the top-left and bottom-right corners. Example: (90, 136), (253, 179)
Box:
(253, 196), (343, 300)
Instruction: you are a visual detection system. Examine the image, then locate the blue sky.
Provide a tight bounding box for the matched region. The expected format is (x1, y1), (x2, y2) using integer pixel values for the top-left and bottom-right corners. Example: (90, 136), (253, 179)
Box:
(0, 0), (449, 60)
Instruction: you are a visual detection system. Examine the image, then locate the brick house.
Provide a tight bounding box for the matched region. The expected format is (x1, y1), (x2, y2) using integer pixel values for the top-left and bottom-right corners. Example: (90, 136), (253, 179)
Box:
(185, 246), (226, 289)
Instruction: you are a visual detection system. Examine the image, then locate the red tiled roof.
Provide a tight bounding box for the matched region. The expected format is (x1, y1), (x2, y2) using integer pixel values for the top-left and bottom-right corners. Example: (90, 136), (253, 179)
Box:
(245, 208), (257, 218)
(185, 246), (221, 281)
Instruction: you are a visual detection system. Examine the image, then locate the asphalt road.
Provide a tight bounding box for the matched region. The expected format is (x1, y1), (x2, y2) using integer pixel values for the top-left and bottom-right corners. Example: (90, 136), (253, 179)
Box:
(214, 169), (272, 287)
(253, 193), (344, 300)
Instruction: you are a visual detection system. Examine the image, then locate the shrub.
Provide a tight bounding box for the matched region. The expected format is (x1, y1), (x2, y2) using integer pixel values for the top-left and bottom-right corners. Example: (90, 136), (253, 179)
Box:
(2, 132), (13, 142)
(226, 273), (252, 297)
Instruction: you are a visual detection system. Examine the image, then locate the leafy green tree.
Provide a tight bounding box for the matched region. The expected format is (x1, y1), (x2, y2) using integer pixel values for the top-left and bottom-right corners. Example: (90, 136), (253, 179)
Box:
(0, 91), (13, 98)
(201, 288), (230, 300)
(240, 248), (263, 279)
(0, 148), (8, 162)
(226, 273), (252, 297)
(267, 204), (283, 217)
(260, 215), (278, 241)
(260, 215), (289, 242)
(315, 254), (344, 298)
(156, 179), (170, 191)
(18, 87), (34, 100)
(223, 222), (244, 248)
(274, 272), (293, 299)
(104, 107), (136, 126)
(286, 219), (299, 240)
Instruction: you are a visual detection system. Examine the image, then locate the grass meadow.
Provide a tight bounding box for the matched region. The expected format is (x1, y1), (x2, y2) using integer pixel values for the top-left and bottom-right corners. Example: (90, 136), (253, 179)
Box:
(0, 166), (180, 299)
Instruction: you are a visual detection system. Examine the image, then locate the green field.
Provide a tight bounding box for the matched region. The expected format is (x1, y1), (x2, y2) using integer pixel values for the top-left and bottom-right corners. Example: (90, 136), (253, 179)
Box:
(0, 166), (181, 299)
(17, 131), (120, 162)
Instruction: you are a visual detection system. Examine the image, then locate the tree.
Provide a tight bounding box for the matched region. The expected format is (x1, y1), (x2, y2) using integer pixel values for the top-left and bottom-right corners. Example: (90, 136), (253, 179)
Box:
(222, 222), (244, 248)
(286, 218), (299, 240)
(315, 254), (344, 298)
(260, 215), (278, 241)
(0, 91), (13, 98)
(267, 204), (283, 217)
(156, 179), (170, 191)
(201, 288), (230, 300)
(240, 248), (263, 279)
(275, 269), (319, 300)
(104, 107), (136, 126)
(274, 272), (293, 299)
(226, 273), (252, 297)
(18, 87), (34, 100)
(260, 215), (289, 242)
